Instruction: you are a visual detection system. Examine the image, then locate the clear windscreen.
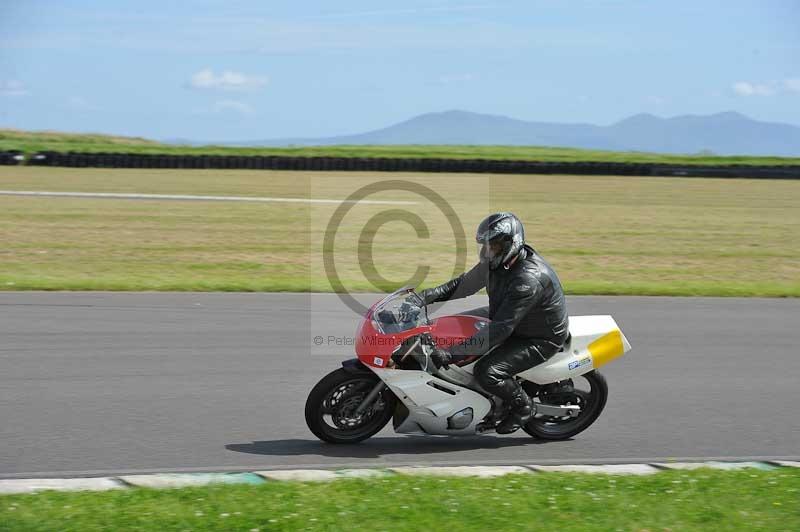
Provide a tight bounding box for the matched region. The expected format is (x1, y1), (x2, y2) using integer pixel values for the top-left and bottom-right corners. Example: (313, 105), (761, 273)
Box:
(371, 289), (427, 334)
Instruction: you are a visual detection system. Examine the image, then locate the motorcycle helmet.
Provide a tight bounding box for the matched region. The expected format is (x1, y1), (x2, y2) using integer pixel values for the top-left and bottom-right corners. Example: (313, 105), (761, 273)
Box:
(476, 212), (525, 270)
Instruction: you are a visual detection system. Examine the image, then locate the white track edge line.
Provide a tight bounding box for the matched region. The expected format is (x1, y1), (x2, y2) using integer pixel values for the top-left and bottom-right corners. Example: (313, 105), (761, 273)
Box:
(4, 455), (799, 479)
(1, 461), (797, 493)
(0, 190), (417, 205)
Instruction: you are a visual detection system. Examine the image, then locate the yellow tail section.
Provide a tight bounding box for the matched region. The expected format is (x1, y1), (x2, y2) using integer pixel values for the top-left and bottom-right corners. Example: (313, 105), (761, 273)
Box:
(588, 329), (625, 368)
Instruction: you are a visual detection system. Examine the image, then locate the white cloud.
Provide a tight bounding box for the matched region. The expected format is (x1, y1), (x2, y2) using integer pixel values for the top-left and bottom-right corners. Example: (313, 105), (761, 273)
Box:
(732, 78), (800, 97)
(211, 100), (254, 115)
(0, 80), (28, 96)
(188, 69), (268, 91)
(784, 78), (800, 93)
(646, 95), (667, 105)
(732, 81), (775, 96)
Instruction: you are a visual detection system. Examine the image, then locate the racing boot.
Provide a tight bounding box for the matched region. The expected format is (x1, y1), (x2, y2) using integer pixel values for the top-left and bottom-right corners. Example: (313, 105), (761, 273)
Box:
(496, 385), (534, 434)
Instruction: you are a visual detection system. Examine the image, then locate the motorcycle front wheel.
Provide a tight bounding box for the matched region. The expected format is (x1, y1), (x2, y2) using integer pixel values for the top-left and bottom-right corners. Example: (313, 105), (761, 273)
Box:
(522, 370), (608, 440)
(305, 368), (396, 444)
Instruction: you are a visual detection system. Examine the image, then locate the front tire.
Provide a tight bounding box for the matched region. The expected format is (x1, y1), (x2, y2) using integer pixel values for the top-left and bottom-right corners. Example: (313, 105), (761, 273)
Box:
(522, 370), (608, 440)
(305, 368), (396, 444)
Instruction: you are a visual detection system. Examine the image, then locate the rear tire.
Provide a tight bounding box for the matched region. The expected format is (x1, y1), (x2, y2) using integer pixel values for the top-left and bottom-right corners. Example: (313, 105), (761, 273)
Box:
(522, 370), (608, 440)
(305, 368), (396, 444)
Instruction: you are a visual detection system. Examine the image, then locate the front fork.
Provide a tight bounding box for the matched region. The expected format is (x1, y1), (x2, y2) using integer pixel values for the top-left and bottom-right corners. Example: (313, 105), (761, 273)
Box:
(354, 381), (387, 416)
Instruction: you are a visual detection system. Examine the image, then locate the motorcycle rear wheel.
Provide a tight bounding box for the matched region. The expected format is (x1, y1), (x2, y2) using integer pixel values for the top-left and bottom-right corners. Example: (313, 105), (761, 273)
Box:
(522, 370), (608, 440)
(305, 368), (396, 444)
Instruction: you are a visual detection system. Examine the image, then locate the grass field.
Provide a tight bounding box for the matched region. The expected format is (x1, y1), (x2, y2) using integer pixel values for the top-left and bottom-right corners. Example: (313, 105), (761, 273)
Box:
(1, 167), (798, 295)
(3, 128), (800, 166)
(1, 469), (798, 531)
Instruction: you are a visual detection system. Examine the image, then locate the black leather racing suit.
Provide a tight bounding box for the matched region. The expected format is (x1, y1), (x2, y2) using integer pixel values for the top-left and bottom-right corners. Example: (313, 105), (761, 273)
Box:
(420, 245), (569, 402)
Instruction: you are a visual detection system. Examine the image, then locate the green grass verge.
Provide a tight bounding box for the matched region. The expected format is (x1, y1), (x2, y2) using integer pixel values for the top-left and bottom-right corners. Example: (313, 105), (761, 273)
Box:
(3, 128), (800, 166)
(1, 469), (798, 531)
(1, 168), (798, 296)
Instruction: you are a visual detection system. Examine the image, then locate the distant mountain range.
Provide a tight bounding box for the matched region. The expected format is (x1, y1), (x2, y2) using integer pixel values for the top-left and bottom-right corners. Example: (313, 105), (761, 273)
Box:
(212, 110), (800, 156)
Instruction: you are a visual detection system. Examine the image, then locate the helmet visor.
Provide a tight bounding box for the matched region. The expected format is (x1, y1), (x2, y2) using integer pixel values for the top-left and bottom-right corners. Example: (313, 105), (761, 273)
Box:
(477, 238), (505, 267)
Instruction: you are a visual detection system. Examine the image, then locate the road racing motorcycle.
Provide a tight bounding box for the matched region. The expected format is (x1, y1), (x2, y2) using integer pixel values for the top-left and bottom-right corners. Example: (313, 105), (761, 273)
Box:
(305, 287), (631, 443)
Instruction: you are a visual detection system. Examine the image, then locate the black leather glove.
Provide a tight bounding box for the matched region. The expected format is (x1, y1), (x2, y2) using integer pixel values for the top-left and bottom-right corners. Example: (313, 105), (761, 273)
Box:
(418, 288), (435, 306)
(430, 346), (452, 369)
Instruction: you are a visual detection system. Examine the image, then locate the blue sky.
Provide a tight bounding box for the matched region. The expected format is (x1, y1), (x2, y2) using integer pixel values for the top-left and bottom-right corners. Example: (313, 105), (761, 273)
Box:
(1, 0), (798, 141)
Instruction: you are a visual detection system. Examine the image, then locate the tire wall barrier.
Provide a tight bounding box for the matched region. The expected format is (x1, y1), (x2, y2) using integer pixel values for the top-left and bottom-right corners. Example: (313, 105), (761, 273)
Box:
(20, 151), (800, 179)
(0, 150), (24, 165)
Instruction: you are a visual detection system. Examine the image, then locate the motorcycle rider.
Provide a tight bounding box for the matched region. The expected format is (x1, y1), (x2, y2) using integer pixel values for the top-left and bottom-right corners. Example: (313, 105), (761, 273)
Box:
(420, 212), (569, 434)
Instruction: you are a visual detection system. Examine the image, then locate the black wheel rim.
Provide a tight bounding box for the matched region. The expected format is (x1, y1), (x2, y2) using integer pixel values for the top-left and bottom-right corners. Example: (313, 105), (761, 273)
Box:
(526, 374), (600, 436)
(319, 377), (389, 437)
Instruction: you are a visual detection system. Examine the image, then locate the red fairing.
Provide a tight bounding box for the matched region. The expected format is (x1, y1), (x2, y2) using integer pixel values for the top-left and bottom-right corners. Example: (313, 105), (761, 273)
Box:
(355, 311), (428, 368)
(355, 310), (489, 369)
(429, 314), (489, 366)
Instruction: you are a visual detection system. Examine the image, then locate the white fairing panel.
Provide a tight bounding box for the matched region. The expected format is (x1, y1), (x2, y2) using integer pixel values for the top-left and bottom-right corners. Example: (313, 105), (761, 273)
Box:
(517, 315), (631, 384)
(371, 367), (492, 435)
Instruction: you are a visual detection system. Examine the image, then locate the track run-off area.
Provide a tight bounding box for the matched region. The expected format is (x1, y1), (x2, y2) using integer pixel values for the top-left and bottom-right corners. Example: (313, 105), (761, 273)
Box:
(1, 292), (798, 478)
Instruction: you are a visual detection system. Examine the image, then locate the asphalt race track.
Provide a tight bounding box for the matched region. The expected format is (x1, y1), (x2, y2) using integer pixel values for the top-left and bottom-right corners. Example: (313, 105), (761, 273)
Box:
(1, 292), (798, 478)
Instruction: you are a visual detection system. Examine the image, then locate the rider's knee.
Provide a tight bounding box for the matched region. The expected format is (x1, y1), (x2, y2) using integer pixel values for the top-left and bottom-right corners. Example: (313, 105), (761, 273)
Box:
(479, 363), (510, 388)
